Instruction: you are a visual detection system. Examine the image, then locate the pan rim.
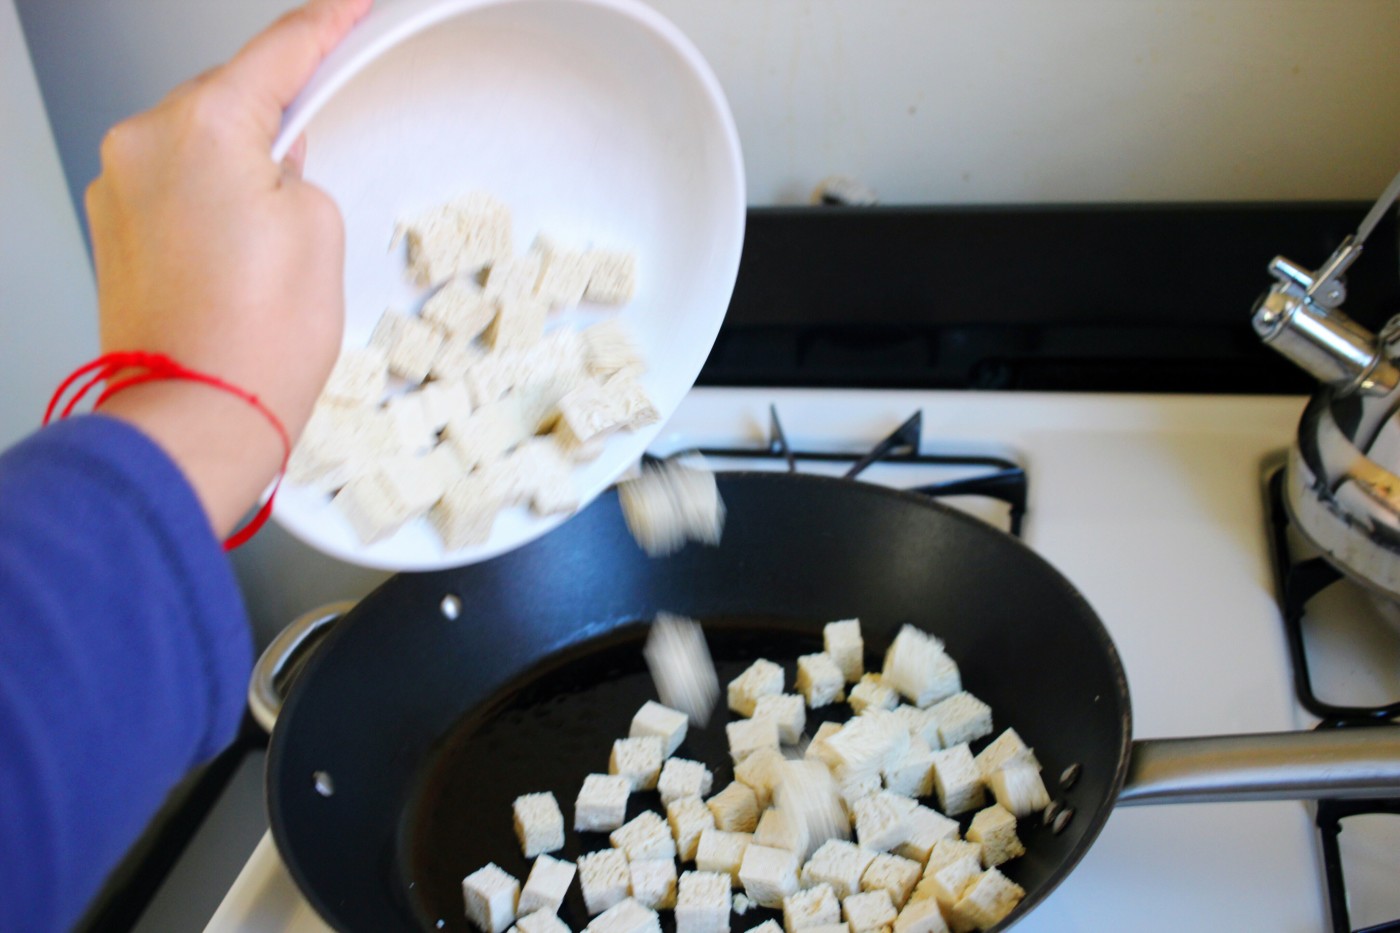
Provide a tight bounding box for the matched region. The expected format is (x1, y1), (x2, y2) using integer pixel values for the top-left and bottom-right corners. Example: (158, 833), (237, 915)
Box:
(264, 470), (1135, 932)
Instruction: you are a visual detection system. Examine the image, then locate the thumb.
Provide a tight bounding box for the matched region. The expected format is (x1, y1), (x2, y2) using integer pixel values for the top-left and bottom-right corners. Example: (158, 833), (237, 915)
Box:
(218, 0), (373, 143)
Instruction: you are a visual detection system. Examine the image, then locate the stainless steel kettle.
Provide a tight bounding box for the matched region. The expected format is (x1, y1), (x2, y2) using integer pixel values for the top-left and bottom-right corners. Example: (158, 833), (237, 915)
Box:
(1254, 169), (1400, 601)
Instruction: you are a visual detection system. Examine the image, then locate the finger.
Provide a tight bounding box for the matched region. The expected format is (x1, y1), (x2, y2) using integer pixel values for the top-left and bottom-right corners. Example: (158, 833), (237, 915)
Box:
(280, 133), (308, 179)
(218, 0), (372, 138)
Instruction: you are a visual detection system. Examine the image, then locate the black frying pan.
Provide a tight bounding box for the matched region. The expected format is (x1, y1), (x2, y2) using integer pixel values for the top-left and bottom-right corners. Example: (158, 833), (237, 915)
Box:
(264, 473), (1400, 931)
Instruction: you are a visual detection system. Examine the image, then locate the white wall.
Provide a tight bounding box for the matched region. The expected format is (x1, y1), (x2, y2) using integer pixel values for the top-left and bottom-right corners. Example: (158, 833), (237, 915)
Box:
(10, 0), (1399, 641)
(18, 0), (1400, 215)
(0, 0), (98, 449)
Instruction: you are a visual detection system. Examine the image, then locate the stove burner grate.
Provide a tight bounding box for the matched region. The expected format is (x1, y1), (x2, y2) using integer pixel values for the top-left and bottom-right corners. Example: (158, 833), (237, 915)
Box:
(649, 405), (1028, 537)
(1265, 466), (1400, 933)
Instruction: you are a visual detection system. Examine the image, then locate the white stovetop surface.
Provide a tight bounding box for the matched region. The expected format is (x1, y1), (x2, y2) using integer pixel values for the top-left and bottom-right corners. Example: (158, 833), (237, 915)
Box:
(207, 387), (1359, 933)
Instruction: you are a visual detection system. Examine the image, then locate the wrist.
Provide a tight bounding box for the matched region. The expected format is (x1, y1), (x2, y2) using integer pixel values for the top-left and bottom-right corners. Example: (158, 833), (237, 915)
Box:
(98, 380), (286, 540)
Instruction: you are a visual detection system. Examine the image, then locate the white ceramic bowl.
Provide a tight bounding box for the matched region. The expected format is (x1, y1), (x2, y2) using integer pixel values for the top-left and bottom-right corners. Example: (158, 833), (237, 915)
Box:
(269, 0), (744, 571)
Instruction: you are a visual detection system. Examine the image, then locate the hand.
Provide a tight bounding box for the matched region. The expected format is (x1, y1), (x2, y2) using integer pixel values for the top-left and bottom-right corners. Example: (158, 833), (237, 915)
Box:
(86, 0), (372, 537)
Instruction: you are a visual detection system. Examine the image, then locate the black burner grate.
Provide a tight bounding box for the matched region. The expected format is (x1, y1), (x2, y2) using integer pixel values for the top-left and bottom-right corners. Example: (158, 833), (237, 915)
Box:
(648, 406), (1027, 538)
(1264, 467), (1400, 933)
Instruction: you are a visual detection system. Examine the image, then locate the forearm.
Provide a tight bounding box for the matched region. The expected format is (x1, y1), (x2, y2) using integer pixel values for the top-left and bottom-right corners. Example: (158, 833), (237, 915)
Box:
(0, 417), (252, 932)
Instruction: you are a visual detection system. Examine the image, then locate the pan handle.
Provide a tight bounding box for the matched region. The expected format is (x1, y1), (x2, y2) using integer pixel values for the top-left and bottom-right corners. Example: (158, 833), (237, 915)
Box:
(247, 601), (357, 734)
(1118, 727), (1400, 805)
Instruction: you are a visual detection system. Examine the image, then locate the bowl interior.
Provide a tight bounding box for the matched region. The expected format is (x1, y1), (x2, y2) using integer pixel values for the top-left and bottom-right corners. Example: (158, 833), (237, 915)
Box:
(271, 0), (744, 571)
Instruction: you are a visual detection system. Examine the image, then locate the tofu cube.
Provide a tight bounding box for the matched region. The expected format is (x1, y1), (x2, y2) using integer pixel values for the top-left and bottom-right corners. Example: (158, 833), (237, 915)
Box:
(965, 805), (1024, 868)
(893, 807), (960, 867)
(739, 843), (801, 909)
(287, 404), (380, 491)
(823, 619), (864, 683)
(498, 434), (569, 510)
(667, 795), (716, 862)
(986, 762), (1051, 819)
(796, 653), (846, 708)
(851, 792), (917, 853)
(707, 781), (760, 833)
(577, 849), (631, 915)
(728, 659), (786, 717)
(918, 855), (981, 914)
(333, 457), (440, 544)
(726, 717), (781, 765)
(610, 811), (677, 862)
(695, 828), (753, 885)
(783, 883), (841, 933)
(837, 773), (883, 812)
(883, 737), (936, 800)
(463, 863), (520, 933)
(922, 840), (984, 879)
(430, 336), (490, 382)
(860, 853), (922, 910)
(442, 395), (533, 470)
(890, 706), (943, 751)
(422, 276), (497, 341)
(429, 472), (505, 549)
(801, 840), (878, 900)
(629, 700), (688, 757)
(754, 807), (805, 855)
(609, 737), (665, 792)
(575, 774), (631, 833)
(891, 898), (949, 933)
(583, 898), (661, 933)
(644, 613), (720, 727)
(825, 711), (909, 783)
(417, 377), (473, 433)
(618, 461), (723, 557)
(581, 318), (644, 378)
(973, 729), (1039, 779)
(772, 760), (850, 861)
(928, 744), (985, 816)
(483, 254), (543, 304)
(556, 378), (628, 445)
(531, 237), (594, 309)
(582, 250), (638, 305)
(484, 295), (548, 353)
(848, 675), (899, 715)
(753, 694), (807, 745)
(950, 868), (1024, 930)
(371, 309), (442, 385)
(513, 912), (572, 933)
(734, 746), (786, 808)
(514, 792), (565, 858)
(322, 347), (388, 407)
(659, 758), (715, 805)
(675, 870), (732, 933)
(601, 370), (658, 430)
(748, 921), (785, 933)
(455, 345), (522, 406)
(629, 858), (678, 910)
(842, 890), (897, 933)
(928, 693), (992, 749)
(519, 854), (577, 916)
(881, 627), (960, 709)
(403, 193), (511, 286)
(806, 721), (845, 766)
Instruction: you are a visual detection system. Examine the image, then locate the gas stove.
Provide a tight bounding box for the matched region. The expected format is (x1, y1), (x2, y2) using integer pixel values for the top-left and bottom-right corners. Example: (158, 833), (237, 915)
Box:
(93, 203), (1400, 933)
(194, 386), (1400, 933)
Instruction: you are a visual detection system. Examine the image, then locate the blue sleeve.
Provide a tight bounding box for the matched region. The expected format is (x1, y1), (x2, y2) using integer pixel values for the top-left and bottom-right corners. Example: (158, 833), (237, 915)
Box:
(0, 415), (253, 933)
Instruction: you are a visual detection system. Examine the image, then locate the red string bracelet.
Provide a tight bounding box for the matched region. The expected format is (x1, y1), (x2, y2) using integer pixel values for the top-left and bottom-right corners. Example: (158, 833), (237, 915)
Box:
(44, 351), (290, 551)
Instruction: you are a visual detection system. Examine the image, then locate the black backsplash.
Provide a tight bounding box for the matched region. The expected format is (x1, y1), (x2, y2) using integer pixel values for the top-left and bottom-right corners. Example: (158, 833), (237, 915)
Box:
(698, 203), (1400, 393)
